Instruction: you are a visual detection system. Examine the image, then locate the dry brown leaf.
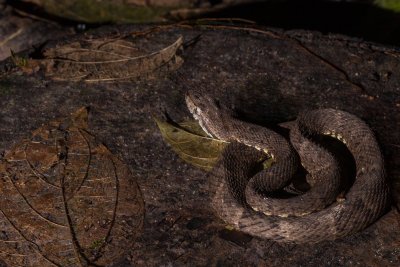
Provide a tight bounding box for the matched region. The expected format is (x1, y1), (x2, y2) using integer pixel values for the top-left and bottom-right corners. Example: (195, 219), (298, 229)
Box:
(0, 107), (144, 266)
(37, 36), (183, 82)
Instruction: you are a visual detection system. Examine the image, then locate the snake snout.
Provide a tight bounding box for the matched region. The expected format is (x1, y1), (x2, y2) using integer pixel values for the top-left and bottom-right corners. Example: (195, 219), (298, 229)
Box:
(186, 90), (204, 103)
(186, 90), (212, 110)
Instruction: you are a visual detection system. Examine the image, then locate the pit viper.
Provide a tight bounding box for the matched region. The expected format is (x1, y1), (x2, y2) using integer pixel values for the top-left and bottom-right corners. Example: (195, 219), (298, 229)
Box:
(185, 90), (390, 243)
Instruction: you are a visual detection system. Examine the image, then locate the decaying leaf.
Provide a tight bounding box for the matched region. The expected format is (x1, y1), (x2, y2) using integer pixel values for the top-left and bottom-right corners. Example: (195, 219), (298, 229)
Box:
(156, 118), (274, 171)
(35, 35), (183, 82)
(0, 107), (144, 266)
(155, 118), (228, 171)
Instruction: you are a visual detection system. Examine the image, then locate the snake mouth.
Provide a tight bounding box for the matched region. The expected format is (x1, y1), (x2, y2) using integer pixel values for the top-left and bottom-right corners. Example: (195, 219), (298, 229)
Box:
(185, 91), (216, 138)
(185, 91), (197, 114)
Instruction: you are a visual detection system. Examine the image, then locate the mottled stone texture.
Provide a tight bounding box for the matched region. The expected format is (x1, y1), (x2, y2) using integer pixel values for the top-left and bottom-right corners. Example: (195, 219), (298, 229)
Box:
(0, 24), (399, 266)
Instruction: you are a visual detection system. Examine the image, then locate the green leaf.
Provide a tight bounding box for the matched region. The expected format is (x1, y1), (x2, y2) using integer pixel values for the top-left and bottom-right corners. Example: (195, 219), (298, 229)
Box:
(375, 0), (400, 12)
(155, 118), (228, 171)
(155, 118), (274, 171)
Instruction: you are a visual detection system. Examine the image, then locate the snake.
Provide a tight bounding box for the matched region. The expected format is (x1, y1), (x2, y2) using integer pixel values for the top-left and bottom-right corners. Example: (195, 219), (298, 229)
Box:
(185, 89), (390, 243)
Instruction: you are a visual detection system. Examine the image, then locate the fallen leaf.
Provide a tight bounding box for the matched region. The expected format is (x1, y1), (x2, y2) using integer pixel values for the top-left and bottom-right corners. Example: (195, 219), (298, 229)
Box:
(0, 107), (144, 266)
(156, 118), (274, 171)
(35, 36), (183, 82)
(155, 119), (228, 171)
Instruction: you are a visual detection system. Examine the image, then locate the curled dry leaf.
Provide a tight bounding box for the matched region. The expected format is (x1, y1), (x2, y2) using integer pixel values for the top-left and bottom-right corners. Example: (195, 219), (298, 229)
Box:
(37, 36), (183, 82)
(0, 107), (144, 266)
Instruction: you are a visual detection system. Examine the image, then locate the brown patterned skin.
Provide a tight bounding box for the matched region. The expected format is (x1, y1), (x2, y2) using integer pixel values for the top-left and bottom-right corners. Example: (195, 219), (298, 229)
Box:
(186, 90), (390, 243)
(186, 90), (339, 217)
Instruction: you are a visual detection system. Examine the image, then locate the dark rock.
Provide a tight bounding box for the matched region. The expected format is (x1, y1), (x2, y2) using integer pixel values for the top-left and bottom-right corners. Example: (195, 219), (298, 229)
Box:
(219, 228), (253, 247)
(186, 217), (209, 230)
(0, 22), (399, 266)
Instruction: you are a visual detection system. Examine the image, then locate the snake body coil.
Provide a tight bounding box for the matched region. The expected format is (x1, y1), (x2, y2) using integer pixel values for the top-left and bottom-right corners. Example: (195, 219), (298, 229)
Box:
(186, 90), (390, 243)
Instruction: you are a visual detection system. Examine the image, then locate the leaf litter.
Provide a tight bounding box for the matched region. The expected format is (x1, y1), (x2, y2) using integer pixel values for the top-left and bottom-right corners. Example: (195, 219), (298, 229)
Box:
(0, 107), (144, 266)
(20, 35), (184, 82)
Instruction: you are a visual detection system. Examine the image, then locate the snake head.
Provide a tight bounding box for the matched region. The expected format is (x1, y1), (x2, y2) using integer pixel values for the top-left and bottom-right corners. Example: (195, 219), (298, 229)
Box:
(185, 90), (227, 139)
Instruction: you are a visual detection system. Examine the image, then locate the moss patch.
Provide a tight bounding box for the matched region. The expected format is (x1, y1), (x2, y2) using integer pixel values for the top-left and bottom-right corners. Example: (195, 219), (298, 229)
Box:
(375, 0), (400, 12)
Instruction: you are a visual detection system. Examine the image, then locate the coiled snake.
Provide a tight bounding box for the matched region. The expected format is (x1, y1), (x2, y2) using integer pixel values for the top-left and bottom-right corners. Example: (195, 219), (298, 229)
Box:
(186, 90), (390, 243)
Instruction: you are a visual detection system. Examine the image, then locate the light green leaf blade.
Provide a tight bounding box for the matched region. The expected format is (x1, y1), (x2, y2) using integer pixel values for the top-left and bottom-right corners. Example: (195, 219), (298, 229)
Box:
(155, 118), (228, 171)
(155, 118), (274, 171)
(375, 0), (400, 12)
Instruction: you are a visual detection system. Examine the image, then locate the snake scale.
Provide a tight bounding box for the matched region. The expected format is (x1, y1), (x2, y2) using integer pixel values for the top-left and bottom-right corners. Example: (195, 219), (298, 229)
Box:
(185, 90), (390, 243)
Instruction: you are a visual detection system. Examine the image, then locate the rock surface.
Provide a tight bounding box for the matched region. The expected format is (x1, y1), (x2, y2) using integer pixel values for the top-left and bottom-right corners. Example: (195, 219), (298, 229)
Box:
(0, 23), (399, 266)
